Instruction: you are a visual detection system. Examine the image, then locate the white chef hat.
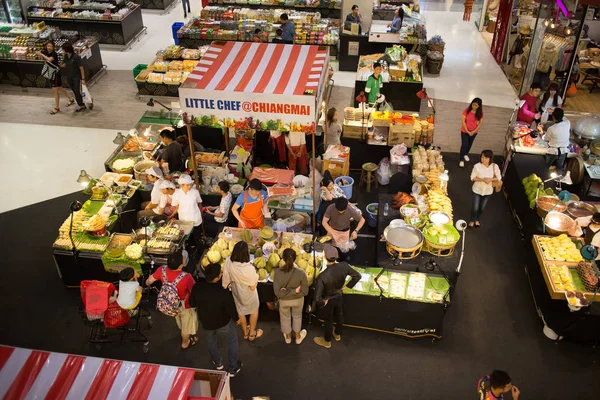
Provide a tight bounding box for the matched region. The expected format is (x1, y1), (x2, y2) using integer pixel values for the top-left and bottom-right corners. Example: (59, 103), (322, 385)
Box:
(159, 180), (176, 189)
(145, 166), (163, 179)
(178, 174), (194, 185)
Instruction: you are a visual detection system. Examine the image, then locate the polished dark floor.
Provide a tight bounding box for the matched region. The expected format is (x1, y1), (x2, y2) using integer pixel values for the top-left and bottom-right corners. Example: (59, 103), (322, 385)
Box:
(0, 153), (599, 400)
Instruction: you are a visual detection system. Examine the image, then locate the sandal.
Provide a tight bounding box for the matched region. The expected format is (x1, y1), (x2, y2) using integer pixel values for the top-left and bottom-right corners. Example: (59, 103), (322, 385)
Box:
(50, 108), (60, 115)
(66, 99), (75, 107)
(248, 328), (263, 342)
(475, 222), (481, 228)
(182, 335), (198, 350)
(468, 222), (475, 228)
(243, 326), (250, 340)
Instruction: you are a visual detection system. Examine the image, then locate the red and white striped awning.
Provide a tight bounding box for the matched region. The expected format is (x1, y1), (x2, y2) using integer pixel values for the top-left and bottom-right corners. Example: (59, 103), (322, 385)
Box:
(0, 345), (229, 400)
(183, 41), (328, 95)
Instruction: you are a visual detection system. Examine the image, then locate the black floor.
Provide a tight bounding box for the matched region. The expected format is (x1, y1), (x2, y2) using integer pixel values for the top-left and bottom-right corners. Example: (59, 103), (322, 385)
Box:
(1, 153), (599, 399)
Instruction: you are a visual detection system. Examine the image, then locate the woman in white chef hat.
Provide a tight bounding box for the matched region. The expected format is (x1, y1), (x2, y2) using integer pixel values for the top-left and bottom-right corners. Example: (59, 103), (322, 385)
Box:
(172, 174), (204, 242)
(138, 166), (165, 220)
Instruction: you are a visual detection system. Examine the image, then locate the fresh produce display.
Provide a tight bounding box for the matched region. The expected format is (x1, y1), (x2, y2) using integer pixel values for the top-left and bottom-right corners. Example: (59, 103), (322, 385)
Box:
(522, 173), (553, 208)
(549, 265), (577, 292)
(423, 223), (459, 245)
(537, 235), (583, 262)
(125, 243), (143, 259)
(425, 189), (453, 220)
(28, 2), (137, 21)
(413, 146), (444, 174)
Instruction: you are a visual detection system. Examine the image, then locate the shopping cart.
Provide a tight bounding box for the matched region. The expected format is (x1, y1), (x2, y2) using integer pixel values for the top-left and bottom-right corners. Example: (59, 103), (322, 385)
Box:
(80, 280), (152, 353)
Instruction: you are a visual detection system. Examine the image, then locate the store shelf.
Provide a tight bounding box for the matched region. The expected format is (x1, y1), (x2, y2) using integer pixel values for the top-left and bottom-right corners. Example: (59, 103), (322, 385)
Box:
(207, 1), (342, 18)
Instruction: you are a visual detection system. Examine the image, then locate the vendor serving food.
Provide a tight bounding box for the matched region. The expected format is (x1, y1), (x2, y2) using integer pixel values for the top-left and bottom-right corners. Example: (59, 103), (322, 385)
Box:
(138, 166), (165, 221)
(158, 128), (185, 173)
(537, 108), (571, 175)
(322, 198), (366, 253)
(232, 179), (268, 229)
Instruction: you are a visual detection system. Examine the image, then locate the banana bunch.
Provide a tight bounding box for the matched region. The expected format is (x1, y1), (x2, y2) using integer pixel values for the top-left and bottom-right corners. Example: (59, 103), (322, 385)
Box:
(83, 214), (106, 231)
(426, 189), (453, 219)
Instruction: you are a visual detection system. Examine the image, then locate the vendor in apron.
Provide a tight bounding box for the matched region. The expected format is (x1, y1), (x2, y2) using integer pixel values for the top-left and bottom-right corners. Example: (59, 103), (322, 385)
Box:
(284, 131), (309, 176)
(537, 108), (571, 174)
(232, 178), (268, 229)
(322, 197), (366, 253)
(172, 174), (203, 242)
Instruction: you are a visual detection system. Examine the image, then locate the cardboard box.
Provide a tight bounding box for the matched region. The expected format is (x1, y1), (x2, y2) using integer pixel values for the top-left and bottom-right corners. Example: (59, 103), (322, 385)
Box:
(343, 124), (366, 139)
(390, 123), (414, 134)
(323, 159), (349, 179)
(389, 130), (414, 147)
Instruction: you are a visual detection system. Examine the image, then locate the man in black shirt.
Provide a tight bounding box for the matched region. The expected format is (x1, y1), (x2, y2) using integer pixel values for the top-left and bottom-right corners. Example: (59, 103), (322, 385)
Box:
(313, 246), (361, 349)
(158, 128), (185, 173)
(190, 263), (243, 376)
(60, 43), (86, 112)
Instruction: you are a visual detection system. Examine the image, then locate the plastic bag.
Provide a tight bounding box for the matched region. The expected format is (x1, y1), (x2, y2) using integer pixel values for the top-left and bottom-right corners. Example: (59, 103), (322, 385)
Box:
(81, 84), (93, 106)
(381, 101), (393, 113)
(376, 158), (391, 185)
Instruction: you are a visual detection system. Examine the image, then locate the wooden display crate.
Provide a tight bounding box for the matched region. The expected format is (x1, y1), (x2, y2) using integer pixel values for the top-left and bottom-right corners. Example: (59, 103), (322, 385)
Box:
(531, 235), (597, 302)
(323, 158), (350, 178)
(389, 124), (414, 146)
(343, 123), (366, 139)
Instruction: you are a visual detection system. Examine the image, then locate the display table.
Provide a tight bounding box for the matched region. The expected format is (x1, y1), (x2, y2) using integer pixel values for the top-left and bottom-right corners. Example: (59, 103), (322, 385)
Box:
(354, 78), (422, 112)
(133, 0), (177, 11)
(338, 32), (370, 71)
(0, 42), (104, 88)
(27, 6), (146, 49)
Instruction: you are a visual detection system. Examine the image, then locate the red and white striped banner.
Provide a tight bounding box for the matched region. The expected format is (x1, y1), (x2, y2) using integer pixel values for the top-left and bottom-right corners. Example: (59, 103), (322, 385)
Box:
(0, 346), (229, 400)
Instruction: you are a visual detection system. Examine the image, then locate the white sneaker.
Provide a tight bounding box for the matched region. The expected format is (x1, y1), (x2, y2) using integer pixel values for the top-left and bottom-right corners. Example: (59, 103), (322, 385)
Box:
(464, 155), (470, 162)
(296, 329), (307, 345)
(284, 333), (291, 344)
(459, 161), (465, 168)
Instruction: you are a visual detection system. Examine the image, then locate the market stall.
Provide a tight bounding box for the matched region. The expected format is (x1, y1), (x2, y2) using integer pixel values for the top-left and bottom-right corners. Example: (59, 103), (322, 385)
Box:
(177, 6), (339, 57)
(26, 2), (146, 49)
(0, 345), (231, 399)
(0, 25), (104, 88)
(353, 49), (423, 112)
(133, 0), (177, 12)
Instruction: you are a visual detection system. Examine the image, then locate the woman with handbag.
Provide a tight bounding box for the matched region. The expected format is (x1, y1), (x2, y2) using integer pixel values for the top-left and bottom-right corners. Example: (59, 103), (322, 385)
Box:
(469, 150), (502, 228)
(273, 248), (309, 344)
(36, 42), (74, 115)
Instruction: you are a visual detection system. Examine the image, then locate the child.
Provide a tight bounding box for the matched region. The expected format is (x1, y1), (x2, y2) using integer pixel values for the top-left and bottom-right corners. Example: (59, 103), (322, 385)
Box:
(273, 28), (285, 43)
(117, 267), (142, 311)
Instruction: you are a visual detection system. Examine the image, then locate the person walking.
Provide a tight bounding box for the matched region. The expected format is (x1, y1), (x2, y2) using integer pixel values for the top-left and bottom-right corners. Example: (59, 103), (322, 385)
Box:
(273, 248), (309, 345)
(37, 41), (74, 115)
(477, 370), (520, 400)
(469, 150), (501, 228)
(190, 263), (243, 377)
(182, 0), (190, 18)
(60, 43), (87, 112)
(222, 241), (263, 342)
(313, 246), (361, 349)
(459, 97), (484, 168)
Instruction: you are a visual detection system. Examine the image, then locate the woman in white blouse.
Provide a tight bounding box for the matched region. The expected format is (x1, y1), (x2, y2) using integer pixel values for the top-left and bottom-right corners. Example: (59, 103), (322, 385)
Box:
(469, 150), (501, 228)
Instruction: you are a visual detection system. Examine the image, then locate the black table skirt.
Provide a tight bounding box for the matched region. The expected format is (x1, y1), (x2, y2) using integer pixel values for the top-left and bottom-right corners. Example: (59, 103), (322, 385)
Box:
(503, 152), (600, 343)
(133, 0), (175, 10)
(342, 137), (392, 170)
(354, 79), (423, 112)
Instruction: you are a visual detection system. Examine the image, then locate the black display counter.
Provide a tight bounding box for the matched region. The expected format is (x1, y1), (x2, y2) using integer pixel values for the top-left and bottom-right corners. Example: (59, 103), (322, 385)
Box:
(27, 6), (145, 47)
(338, 33), (420, 72)
(354, 78), (422, 112)
(136, 81), (180, 97)
(341, 137), (394, 170)
(206, 2), (342, 18)
(0, 42), (104, 88)
(178, 38), (339, 58)
(133, 0), (176, 11)
(503, 152), (600, 343)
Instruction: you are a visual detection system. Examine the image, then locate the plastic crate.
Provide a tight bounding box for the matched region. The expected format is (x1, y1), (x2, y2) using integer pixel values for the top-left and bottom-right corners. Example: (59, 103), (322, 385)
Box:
(132, 63), (147, 79)
(172, 22), (184, 45)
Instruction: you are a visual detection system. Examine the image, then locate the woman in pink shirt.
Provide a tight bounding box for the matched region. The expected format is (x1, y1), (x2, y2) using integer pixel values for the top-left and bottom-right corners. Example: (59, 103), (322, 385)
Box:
(459, 98), (484, 168)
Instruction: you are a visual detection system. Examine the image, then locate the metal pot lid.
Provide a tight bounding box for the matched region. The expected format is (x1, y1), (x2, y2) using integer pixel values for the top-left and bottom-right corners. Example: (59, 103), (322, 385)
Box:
(567, 157), (584, 185)
(384, 226), (423, 248)
(573, 115), (600, 140)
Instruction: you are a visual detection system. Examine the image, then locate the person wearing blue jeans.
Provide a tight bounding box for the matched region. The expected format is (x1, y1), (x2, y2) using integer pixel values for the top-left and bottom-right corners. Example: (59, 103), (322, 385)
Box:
(190, 263), (243, 376)
(182, 0), (190, 18)
(469, 150), (501, 228)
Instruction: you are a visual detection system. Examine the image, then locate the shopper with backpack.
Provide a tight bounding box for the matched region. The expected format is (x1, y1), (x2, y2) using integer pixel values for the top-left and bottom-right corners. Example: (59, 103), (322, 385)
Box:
(146, 251), (198, 349)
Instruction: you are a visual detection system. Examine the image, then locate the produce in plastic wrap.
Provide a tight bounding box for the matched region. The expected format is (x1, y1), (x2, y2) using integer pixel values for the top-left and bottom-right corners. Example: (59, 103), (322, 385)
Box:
(147, 73), (164, 84)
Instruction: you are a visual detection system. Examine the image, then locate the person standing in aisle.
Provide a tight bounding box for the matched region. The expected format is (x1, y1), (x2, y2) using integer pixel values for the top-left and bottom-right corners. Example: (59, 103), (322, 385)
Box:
(222, 242), (263, 342)
(325, 107), (342, 147)
(365, 62), (384, 106)
(459, 97), (484, 168)
(182, 0), (190, 18)
(313, 246), (361, 349)
(280, 14), (296, 44)
(37, 41), (74, 115)
(190, 263), (243, 376)
(231, 178), (268, 229)
(469, 150), (501, 228)
(284, 131), (308, 176)
(477, 370), (520, 400)
(273, 248), (309, 345)
(60, 43), (86, 112)
(537, 108), (571, 175)
(517, 82), (541, 126)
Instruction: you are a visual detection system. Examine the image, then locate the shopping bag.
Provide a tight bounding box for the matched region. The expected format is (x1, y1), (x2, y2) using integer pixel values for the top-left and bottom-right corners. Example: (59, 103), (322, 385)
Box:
(41, 62), (59, 80)
(376, 157), (391, 185)
(81, 84), (93, 106)
(381, 101), (393, 113)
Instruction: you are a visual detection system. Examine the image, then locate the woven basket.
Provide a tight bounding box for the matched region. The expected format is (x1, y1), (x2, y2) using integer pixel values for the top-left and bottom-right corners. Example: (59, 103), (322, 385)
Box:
(386, 240), (423, 260)
(428, 43), (445, 53)
(423, 238), (456, 257)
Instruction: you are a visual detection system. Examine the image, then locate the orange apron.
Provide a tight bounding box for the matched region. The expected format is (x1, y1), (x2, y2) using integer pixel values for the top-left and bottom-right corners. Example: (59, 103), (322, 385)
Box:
(239, 191), (264, 229)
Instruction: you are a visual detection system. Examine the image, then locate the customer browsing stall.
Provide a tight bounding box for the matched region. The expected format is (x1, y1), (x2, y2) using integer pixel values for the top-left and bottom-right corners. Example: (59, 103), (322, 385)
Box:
(469, 150), (501, 228)
(537, 108), (571, 174)
(232, 179), (268, 229)
(517, 82), (542, 126)
(325, 107), (342, 146)
(322, 197), (365, 253)
(158, 128), (185, 173)
(204, 181), (233, 224)
(284, 131), (308, 176)
(365, 63), (384, 106)
(137, 166), (165, 221)
(279, 14), (296, 44)
(172, 174), (203, 241)
(313, 246), (361, 349)
(539, 82), (563, 123)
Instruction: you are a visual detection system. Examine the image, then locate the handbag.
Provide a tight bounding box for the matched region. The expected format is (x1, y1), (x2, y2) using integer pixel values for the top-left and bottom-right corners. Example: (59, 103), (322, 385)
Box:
(492, 163), (503, 193)
(274, 268), (297, 311)
(42, 61), (59, 81)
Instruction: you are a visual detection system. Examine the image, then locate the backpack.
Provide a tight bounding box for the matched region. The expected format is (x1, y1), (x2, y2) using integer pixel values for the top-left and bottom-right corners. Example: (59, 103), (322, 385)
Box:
(156, 266), (186, 317)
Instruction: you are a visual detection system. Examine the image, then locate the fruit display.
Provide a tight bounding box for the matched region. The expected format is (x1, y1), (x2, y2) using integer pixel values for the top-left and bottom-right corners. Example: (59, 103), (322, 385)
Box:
(549, 265), (577, 292)
(522, 173), (553, 208)
(164, 71), (182, 85)
(425, 189), (453, 220)
(147, 73), (164, 84)
(413, 146), (444, 174)
(537, 235), (583, 262)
